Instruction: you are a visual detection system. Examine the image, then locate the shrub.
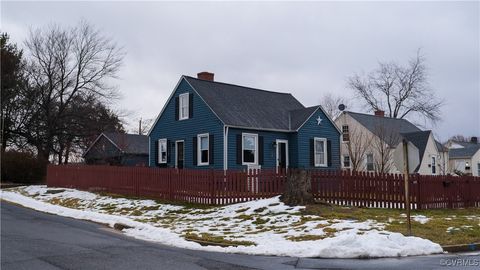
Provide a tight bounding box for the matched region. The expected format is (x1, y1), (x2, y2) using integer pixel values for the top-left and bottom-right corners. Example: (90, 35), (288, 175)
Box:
(1, 150), (46, 184)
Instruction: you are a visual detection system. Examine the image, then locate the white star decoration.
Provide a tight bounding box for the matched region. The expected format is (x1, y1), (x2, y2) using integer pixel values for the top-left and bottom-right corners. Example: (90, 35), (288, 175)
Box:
(316, 116), (323, 125)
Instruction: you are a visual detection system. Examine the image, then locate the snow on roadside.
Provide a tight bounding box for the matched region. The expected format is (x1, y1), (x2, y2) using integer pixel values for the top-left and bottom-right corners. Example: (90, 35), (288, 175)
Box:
(1, 186), (443, 258)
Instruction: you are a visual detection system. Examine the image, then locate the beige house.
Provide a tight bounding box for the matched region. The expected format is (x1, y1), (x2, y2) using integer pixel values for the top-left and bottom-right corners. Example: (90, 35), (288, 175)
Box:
(447, 138), (480, 176)
(335, 111), (448, 175)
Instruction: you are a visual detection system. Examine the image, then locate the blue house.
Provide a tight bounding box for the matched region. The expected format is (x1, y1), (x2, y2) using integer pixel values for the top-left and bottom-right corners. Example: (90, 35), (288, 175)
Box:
(148, 72), (340, 170)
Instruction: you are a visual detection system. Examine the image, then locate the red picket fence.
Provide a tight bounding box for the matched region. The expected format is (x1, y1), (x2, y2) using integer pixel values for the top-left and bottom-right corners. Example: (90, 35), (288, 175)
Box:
(46, 165), (287, 205)
(46, 165), (480, 208)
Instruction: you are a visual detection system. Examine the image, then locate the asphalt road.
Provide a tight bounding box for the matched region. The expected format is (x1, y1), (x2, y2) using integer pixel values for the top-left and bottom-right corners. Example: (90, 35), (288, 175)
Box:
(1, 201), (479, 270)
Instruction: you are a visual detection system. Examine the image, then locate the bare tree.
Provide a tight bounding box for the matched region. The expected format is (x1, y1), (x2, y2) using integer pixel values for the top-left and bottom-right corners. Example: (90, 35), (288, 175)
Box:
(371, 124), (399, 174)
(319, 93), (352, 119)
(344, 126), (373, 172)
(131, 118), (153, 135)
(449, 134), (470, 143)
(348, 51), (443, 125)
(16, 21), (124, 162)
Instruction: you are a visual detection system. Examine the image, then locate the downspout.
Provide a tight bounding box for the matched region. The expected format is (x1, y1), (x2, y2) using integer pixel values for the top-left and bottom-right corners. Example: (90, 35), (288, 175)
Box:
(148, 136), (151, 167)
(224, 126), (229, 171)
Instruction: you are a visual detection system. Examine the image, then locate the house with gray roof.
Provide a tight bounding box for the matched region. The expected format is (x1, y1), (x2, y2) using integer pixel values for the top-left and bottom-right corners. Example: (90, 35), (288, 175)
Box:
(148, 72), (341, 170)
(83, 132), (149, 166)
(335, 111), (448, 175)
(447, 137), (480, 176)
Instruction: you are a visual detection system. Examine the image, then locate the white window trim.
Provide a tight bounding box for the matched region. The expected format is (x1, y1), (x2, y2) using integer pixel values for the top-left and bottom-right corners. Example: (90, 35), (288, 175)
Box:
(175, 140), (184, 168)
(275, 139), (289, 170)
(197, 133), (209, 166)
(314, 137), (327, 167)
(343, 155), (351, 168)
(242, 133), (258, 165)
(179, 93), (189, 120)
(431, 156), (436, 175)
(342, 125), (350, 142)
(158, 139), (167, 164)
(366, 153), (375, 171)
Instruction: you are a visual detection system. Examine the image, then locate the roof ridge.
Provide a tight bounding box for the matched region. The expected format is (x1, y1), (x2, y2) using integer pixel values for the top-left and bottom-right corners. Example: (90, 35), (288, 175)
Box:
(401, 130), (431, 135)
(184, 75), (294, 96)
(289, 105), (319, 113)
(347, 111), (414, 122)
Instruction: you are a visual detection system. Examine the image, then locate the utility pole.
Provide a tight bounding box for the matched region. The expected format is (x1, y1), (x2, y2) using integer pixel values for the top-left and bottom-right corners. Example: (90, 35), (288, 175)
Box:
(402, 139), (412, 236)
(138, 118), (142, 135)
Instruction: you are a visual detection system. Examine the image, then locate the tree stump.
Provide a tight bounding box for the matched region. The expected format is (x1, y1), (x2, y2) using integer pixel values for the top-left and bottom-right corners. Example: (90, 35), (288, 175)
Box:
(280, 169), (314, 206)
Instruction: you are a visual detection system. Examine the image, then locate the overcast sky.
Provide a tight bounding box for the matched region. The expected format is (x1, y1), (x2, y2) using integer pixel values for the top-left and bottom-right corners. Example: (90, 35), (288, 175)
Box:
(2, 1), (479, 141)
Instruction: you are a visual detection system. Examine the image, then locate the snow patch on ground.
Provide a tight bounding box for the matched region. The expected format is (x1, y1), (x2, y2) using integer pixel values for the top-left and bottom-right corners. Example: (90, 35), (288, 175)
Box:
(1, 186), (443, 258)
(412, 215), (430, 224)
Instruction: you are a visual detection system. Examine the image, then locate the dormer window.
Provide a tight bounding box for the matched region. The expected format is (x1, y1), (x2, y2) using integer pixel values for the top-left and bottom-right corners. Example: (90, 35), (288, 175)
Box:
(179, 93), (189, 120)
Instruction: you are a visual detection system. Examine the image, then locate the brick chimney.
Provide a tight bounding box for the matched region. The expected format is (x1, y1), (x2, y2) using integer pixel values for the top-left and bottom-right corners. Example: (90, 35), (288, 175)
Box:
(374, 110), (385, 117)
(197, 72), (214, 81)
(471, 137), (478, 144)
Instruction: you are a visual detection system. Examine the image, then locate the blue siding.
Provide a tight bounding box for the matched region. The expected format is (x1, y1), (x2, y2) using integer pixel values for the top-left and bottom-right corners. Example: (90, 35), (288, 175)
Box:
(295, 108), (341, 169)
(227, 128), (290, 170)
(148, 79), (224, 169)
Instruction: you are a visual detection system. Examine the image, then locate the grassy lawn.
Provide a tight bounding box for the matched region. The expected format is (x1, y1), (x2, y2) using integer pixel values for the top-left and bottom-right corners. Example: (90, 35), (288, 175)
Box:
(303, 203), (480, 246)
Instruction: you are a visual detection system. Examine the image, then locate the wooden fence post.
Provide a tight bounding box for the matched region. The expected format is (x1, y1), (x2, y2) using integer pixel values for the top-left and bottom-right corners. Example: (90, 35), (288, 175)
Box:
(416, 174), (422, 210)
(168, 168), (173, 201)
(402, 139), (412, 236)
(210, 169), (216, 205)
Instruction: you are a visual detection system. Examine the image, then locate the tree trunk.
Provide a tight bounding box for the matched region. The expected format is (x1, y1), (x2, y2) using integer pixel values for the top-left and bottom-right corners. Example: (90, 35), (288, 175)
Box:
(280, 169), (314, 206)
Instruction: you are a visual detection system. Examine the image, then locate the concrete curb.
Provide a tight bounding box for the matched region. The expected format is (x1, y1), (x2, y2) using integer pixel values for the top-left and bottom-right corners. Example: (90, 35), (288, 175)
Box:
(442, 243), (480, 253)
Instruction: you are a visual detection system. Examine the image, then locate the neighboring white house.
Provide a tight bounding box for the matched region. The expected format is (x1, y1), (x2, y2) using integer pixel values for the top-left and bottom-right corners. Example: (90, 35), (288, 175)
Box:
(447, 137), (480, 176)
(335, 110), (448, 175)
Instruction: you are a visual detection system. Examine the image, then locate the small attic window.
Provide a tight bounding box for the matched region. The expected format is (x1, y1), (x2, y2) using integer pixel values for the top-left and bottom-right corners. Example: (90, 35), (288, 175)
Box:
(179, 93), (189, 120)
(342, 125), (349, 142)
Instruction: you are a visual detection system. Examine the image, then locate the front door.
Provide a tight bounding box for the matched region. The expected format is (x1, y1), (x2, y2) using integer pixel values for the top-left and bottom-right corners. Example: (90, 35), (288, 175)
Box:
(176, 141), (184, 169)
(276, 140), (288, 170)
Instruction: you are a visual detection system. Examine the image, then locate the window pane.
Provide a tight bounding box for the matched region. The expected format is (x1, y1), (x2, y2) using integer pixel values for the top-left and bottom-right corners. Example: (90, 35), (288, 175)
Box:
(159, 140), (167, 163)
(243, 150), (255, 163)
(366, 154), (374, 171)
(179, 94), (189, 119)
(315, 140), (324, 153)
(201, 150), (208, 163)
(344, 156), (350, 167)
(200, 136), (209, 150)
(316, 153), (324, 165)
(243, 136), (255, 150)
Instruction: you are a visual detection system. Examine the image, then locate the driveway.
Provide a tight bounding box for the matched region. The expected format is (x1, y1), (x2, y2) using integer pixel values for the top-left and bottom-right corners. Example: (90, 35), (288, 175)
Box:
(1, 201), (479, 270)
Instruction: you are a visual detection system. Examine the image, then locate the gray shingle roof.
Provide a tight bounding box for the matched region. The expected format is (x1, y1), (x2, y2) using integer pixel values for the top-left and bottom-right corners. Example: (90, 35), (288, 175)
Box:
(184, 76), (307, 131)
(349, 112), (421, 135)
(400, 131), (431, 171)
(347, 111), (421, 146)
(289, 106), (320, 130)
(103, 133), (149, 155)
(435, 140), (447, 152)
(449, 143), (480, 158)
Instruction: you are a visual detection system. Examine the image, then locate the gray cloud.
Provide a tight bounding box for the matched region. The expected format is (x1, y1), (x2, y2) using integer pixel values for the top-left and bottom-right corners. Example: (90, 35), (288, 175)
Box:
(2, 1), (479, 140)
